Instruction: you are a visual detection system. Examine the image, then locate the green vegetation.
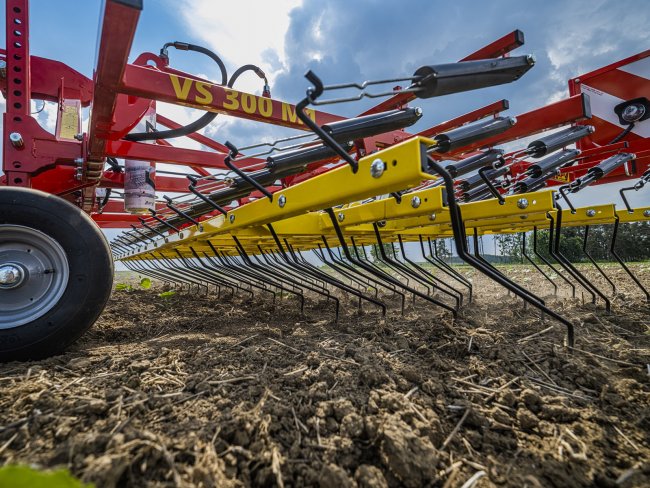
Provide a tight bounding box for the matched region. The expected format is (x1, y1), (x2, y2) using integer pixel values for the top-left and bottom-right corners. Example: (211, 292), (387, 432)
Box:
(0, 465), (92, 488)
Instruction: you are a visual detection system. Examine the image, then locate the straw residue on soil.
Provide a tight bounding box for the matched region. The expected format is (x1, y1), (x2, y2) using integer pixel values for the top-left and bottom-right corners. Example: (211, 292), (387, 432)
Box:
(1, 265), (649, 487)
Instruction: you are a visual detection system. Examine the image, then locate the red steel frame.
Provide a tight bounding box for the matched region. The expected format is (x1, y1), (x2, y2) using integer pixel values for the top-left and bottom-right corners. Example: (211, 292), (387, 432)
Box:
(2, 1), (648, 229)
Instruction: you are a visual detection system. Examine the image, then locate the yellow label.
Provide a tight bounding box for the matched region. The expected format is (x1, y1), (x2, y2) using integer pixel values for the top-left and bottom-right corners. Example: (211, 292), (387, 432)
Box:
(58, 104), (80, 140)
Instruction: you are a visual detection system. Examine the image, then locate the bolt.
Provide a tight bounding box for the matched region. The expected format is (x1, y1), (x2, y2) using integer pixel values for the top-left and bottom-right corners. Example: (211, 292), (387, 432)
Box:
(411, 196), (421, 208)
(377, 220), (386, 228)
(526, 54), (536, 65)
(575, 78), (581, 84)
(9, 132), (24, 148)
(0, 264), (24, 289)
(337, 212), (345, 222)
(74, 133), (84, 141)
(370, 159), (385, 178)
(229, 214), (235, 223)
(414, 107), (423, 117)
(74, 158), (84, 165)
(278, 195), (287, 208)
(586, 209), (596, 217)
(644, 209), (650, 218)
(429, 213), (436, 221)
(517, 198), (529, 209)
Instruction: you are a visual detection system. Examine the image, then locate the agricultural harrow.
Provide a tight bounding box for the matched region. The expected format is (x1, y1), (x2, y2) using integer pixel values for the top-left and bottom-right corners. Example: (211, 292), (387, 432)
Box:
(1, 0), (649, 361)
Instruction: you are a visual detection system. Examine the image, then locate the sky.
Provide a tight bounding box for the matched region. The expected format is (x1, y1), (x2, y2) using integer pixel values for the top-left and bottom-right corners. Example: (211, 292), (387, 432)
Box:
(1, 0), (649, 231)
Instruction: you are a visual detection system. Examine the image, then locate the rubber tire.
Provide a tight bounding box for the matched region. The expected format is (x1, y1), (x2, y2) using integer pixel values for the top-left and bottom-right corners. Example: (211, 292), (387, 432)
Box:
(0, 187), (113, 361)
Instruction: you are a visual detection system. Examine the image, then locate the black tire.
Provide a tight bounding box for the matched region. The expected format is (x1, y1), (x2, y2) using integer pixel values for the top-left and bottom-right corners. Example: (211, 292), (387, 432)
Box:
(0, 187), (113, 361)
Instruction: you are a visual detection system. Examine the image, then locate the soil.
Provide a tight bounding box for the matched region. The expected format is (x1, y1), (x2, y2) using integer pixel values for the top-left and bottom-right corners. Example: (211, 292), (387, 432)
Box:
(1, 264), (649, 487)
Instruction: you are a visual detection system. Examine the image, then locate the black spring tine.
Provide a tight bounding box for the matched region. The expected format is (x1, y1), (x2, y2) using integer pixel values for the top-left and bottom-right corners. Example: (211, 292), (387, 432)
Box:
(426, 157), (575, 348)
(370, 223), (458, 316)
(143, 254), (194, 290)
(323, 238), (396, 300)
(189, 247), (246, 298)
(160, 252), (209, 294)
(202, 250), (263, 301)
(549, 206), (611, 312)
(179, 248), (234, 297)
(232, 236), (306, 313)
(399, 235), (464, 308)
(521, 231), (558, 296)
(472, 227), (545, 306)
(320, 224), (389, 316)
(610, 216), (650, 302)
(422, 236), (473, 301)
(205, 243), (276, 302)
(349, 238), (394, 297)
(346, 236), (406, 298)
(582, 226), (616, 295)
(315, 244), (384, 302)
(258, 243), (335, 304)
(533, 226), (575, 297)
(139, 217), (167, 240)
(224, 248), (292, 303)
(370, 239), (421, 293)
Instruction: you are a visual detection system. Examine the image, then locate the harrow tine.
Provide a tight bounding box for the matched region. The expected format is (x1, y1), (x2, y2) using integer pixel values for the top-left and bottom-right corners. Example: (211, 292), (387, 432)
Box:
(205, 244), (277, 303)
(548, 207), (611, 312)
(322, 237), (400, 307)
(397, 235), (463, 308)
(610, 216), (650, 302)
(533, 226), (576, 297)
(231, 236), (306, 313)
(473, 227), (545, 304)
(581, 226), (617, 295)
(521, 232), (558, 296)
(426, 157), (575, 348)
(420, 236), (473, 302)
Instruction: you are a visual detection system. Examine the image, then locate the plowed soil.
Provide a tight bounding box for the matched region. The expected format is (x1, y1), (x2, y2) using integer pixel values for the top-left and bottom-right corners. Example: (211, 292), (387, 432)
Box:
(1, 265), (649, 487)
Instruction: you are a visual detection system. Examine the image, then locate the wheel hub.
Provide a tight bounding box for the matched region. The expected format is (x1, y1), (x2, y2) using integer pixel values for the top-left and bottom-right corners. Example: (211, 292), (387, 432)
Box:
(0, 225), (70, 329)
(0, 263), (26, 289)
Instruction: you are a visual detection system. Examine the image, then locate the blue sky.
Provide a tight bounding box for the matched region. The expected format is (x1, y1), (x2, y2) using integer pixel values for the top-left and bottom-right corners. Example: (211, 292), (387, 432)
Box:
(1, 0), (649, 213)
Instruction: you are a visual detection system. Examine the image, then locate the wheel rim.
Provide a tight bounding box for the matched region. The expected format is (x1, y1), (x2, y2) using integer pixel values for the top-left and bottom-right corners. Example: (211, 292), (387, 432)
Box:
(0, 225), (70, 329)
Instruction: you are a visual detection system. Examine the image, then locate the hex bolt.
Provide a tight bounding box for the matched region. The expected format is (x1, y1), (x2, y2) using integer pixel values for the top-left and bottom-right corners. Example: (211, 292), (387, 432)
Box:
(278, 195), (287, 208)
(586, 209), (596, 217)
(337, 212), (345, 222)
(370, 159), (385, 179)
(429, 213), (436, 221)
(9, 132), (24, 149)
(411, 196), (421, 208)
(414, 107), (423, 117)
(644, 209), (650, 218)
(229, 214), (235, 223)
(517, 198), (529, 209)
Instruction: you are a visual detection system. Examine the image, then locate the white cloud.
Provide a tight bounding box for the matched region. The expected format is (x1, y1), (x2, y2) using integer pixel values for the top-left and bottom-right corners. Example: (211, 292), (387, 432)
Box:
(173, 0), (302, 93)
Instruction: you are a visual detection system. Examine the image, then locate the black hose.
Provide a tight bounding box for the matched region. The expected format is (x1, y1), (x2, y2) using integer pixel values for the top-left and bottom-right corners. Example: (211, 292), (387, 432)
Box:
(124, 42), (229, 142)
(608, 122), (635, 144)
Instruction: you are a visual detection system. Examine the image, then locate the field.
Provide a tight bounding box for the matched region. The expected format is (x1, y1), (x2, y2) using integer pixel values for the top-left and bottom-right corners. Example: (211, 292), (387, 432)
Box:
(1, 265), (649, 487)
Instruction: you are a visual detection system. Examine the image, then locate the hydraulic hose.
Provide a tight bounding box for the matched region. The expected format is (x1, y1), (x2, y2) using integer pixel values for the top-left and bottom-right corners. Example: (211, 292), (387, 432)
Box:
(124, 43), (268, 143)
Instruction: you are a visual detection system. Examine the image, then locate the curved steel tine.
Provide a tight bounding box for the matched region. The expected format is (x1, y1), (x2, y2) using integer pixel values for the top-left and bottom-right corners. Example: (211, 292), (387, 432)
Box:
(427, 157), (575, 348)
(610, 216), (650, 302)
(422, 236), (473, 301)
(521, 231), (558, 296)
(231, 236), (306, 314)
(549, 206), (611, 312)
(532, 226), (575, 297)
(581, 226), (616, 295)
(398, 235), (463, 308)
(205, 243), (277, 303)
(472, 228), (545, 305)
